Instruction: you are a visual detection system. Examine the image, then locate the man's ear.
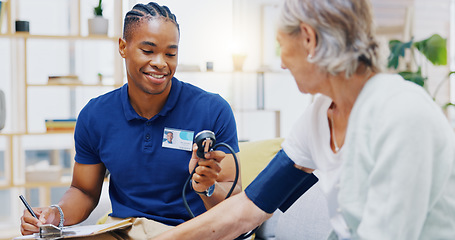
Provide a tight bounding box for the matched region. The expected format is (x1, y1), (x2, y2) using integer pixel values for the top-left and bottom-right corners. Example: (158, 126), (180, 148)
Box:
(118, 38), (127, 58)
(299, 22), (317, 56)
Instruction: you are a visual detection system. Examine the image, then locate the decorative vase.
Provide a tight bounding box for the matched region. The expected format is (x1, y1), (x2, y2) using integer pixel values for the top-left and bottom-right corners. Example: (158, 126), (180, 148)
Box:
(232, 54), (247, 71)
(88, 16), (108, 35)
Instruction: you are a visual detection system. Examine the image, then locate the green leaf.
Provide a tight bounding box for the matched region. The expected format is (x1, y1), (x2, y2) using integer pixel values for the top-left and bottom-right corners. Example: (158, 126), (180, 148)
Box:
(414, 34), (447, 66)
(443, 102), (455, 110)
(387, 39), (413, 69)
(398, 71), (426, 87)
(94, 0), (103, 16)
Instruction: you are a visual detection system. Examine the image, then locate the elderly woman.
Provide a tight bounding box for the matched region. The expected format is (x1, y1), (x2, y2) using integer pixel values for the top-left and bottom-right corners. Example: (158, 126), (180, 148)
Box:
(154, 0), (455, 239)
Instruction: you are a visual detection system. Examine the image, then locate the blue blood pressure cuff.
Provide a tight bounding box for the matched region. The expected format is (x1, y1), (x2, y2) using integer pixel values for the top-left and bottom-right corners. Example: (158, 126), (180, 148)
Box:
(244, 149), (318, 214)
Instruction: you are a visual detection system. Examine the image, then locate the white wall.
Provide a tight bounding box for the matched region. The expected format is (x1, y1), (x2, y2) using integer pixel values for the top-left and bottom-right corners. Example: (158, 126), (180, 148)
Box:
(128, 0), (313, 141)
(133, 0), (234, 72)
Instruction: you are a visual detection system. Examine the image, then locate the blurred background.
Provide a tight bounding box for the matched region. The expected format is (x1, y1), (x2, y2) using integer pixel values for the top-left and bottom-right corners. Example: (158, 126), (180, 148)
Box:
(0, 0), (453, 237)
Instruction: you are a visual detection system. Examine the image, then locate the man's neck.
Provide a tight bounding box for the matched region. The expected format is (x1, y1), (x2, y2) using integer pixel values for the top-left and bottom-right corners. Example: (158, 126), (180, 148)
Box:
(128, 85), (171, 120)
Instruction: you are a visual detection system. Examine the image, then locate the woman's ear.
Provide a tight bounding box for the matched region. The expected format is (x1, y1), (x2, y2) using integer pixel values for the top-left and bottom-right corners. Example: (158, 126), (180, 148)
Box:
(118, 38), (127, 58)
(299, 22), (317, 56)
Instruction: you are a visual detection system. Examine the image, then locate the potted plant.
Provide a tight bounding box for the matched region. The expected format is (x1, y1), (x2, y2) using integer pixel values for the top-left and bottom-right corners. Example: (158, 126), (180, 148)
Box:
(88, 0), (108, 35)
(387, 33), (454, 109)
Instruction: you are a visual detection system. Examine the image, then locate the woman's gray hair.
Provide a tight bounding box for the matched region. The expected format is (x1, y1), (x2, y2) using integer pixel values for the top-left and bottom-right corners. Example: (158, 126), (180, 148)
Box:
(278, 0), (384, 78)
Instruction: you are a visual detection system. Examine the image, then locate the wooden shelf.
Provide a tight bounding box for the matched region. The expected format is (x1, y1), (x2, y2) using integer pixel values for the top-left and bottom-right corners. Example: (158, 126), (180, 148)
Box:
(0, 180), (72, 190)
(0, 33), (120, 41)
(0, 176), (110, 190)
(176, 69), (290, 74)
(0, 0), (125, 227)
(27, 83), (121, 87)
(0, 131), (74, 136)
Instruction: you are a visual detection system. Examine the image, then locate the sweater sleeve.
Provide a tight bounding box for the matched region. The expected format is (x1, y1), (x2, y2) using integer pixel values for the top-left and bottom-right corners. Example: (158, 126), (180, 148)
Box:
(354, 91), (453, 239)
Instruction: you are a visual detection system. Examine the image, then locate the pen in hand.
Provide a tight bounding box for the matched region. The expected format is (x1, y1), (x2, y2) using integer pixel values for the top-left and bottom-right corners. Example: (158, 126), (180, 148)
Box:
(19, 195), (38, 219)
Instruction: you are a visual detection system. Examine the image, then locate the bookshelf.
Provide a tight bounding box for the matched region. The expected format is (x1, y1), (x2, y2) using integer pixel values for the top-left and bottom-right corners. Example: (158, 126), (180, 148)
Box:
(0, 0), (124, 236)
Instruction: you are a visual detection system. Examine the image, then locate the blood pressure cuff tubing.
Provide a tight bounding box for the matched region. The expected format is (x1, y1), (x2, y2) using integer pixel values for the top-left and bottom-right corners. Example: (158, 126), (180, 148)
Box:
(244, 149), (318, 214)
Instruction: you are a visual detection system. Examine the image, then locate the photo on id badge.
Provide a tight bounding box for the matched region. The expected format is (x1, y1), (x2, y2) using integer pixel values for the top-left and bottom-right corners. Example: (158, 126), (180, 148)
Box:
(162, 127), (194, 151)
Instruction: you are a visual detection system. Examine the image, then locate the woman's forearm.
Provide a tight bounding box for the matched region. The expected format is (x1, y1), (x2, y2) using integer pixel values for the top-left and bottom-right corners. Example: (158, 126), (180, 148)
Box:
(153, 192), (271, 240)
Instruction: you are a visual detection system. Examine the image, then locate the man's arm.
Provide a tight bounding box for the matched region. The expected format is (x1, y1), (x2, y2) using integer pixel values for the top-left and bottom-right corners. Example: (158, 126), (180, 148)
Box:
(57, 162), (107, 225)
(153, 192), (271, 240)
(20, 162), (106, 235)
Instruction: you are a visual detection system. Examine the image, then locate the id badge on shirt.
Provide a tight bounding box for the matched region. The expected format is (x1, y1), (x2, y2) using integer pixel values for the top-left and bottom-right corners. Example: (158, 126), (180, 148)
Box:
(162, 127), (194, 151)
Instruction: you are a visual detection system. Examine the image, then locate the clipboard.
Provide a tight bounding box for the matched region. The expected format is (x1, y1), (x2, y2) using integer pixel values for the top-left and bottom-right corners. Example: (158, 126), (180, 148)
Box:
(14, 218), (133, 239)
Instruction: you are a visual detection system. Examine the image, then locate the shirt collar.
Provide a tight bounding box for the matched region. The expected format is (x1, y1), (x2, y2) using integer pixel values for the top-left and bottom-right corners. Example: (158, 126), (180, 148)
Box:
(157, 77), (182, 117)
(121, 77), (182, 121)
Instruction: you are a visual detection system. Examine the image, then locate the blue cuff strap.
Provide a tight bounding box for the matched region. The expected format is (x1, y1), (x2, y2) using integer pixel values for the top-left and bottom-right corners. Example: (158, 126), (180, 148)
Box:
(244, 149), (318, 214)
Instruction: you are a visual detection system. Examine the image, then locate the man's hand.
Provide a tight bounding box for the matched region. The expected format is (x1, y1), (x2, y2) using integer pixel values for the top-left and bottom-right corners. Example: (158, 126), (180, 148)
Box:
(189, 143), (226, 193)
(20, 206), (58, 235)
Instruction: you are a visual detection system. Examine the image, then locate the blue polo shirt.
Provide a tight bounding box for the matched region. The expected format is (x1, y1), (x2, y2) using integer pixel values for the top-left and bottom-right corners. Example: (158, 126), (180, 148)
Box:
(74, 77), (239, 226)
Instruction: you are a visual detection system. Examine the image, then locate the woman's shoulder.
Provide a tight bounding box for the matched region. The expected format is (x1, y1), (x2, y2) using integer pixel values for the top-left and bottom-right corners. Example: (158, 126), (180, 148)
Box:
(357, 73), (434, 110)
(352, 73), (447, 129)
(361, 73), (426, 98)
